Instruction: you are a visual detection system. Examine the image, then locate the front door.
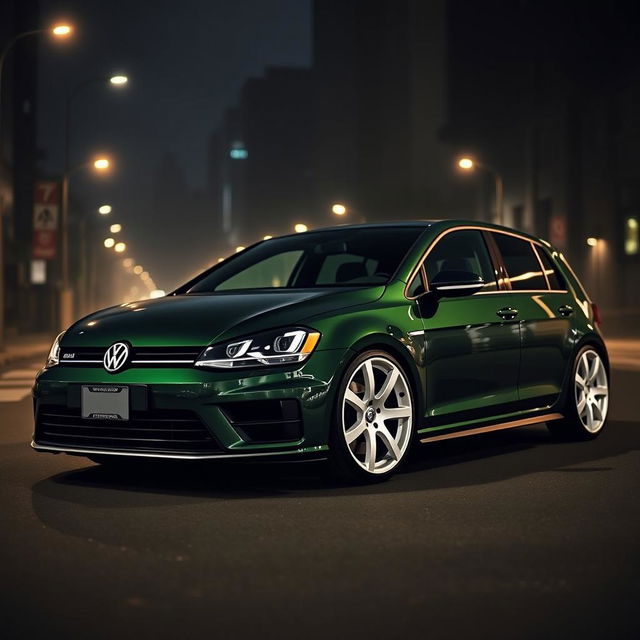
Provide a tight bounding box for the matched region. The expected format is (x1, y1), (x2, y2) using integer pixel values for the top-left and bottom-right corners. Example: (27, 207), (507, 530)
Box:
(419, 229), (521, 427)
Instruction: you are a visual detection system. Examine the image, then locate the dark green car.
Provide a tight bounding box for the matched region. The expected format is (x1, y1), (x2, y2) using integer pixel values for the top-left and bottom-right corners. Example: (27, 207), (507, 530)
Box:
(33, 221), (610, 480)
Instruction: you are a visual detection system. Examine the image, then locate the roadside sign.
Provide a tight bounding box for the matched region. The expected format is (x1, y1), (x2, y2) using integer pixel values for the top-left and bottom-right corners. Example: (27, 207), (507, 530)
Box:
(33, 181), (59, 259)
(549, 215), (567, 249)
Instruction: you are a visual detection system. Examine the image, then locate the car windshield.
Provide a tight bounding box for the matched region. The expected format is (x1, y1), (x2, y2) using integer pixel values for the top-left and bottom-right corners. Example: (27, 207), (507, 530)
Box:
(183, 227), (424, 293)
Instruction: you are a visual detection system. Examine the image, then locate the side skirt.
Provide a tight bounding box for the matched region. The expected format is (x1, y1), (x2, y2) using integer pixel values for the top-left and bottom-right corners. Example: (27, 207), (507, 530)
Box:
(419, 412), (563, 444)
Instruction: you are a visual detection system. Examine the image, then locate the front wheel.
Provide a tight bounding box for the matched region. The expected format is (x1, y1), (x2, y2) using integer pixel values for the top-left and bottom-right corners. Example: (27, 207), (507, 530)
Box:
(548, 346), (609, 440)
(329, 351), (415, 482)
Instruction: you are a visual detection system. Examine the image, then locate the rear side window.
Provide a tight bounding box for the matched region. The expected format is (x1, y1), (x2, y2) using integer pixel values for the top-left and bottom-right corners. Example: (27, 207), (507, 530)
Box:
(425, 230), (497, 291)
(536, 247), (565, 290)
(492, 233), (547, 291)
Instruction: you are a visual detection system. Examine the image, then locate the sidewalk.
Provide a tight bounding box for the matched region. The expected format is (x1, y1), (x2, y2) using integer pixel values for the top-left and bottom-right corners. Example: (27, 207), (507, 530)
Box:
(0, 333), (53, 369)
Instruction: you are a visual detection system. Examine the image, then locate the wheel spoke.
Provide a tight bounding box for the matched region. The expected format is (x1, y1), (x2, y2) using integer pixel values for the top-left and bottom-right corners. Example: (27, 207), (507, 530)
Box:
(345, 389), (366, 412)
(377, 425), (401, 460)
(383, 406), (412, 421)
(576, 393), (586, 415)
(587, 356), (600, 383)
(375, 368), (399, 403)
(362, 360), (376, 402)
(364, 428), (377, 471)
(575, 373), (586, 387)
(592, 399), (604, 421)
(586, 401), (595, 427)
(592, 385), (608, 396)
(345, 418), (367, 445)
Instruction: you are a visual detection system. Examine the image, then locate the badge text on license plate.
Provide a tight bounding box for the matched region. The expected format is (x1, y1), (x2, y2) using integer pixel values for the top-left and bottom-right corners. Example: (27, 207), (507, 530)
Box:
(81, 385), (129, 420)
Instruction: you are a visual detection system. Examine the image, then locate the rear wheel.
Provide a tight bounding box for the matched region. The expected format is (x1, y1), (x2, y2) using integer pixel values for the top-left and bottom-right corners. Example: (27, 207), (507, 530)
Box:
(548, 346), (609, 440)
(329, 351), (415, 482)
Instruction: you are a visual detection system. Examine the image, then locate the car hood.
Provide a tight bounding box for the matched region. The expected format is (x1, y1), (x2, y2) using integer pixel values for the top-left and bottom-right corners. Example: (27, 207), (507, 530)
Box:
(62, 287), (384, 347)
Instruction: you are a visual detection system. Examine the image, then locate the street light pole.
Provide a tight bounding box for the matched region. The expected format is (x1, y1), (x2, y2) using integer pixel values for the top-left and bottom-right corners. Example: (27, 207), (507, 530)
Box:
(0, 24), (73, 350)
(457, 158), (505, 225)
(59, 158), (110, 330)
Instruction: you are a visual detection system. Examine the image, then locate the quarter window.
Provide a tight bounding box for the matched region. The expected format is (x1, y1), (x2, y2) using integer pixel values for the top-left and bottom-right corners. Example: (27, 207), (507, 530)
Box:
(492, 233), (547, 290)
(424, 230), (497, 292)
(535, 247), (564, 290)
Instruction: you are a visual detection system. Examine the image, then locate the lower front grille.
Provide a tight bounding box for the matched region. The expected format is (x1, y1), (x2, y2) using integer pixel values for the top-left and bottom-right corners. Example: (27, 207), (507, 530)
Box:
(220, 399), (303, 443)
(35, 405), (221, 454)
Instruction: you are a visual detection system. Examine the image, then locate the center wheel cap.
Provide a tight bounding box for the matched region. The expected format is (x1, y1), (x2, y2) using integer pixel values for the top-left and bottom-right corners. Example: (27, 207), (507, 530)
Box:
(365, 407), (376, 423)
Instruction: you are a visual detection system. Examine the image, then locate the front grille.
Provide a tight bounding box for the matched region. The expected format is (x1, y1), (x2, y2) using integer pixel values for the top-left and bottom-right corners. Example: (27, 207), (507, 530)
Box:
(35, 405), (222, 454)
(220, 399), (303, 443)
(59, 346), (203, 368)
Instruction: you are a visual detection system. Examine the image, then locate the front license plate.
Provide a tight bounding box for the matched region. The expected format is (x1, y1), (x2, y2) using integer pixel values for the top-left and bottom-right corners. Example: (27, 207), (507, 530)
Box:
(81, 385), (129, 420)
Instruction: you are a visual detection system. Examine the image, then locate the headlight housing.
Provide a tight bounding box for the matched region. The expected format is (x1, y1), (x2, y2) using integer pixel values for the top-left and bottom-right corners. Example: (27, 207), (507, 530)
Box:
(195, 327), (321, 369)
(45, 332), (65, 368)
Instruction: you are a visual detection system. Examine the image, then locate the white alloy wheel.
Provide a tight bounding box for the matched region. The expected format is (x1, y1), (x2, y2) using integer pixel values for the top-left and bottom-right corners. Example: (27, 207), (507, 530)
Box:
(574, 349), (609, 433)
(341, 356), (413, 475)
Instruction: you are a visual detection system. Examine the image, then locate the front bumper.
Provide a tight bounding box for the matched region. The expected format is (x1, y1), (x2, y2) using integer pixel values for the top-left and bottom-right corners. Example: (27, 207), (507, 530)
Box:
(32, 349), (350, 460)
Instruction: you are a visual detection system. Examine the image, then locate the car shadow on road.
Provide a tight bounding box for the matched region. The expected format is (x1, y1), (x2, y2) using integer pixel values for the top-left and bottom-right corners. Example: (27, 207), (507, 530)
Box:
(31, 420), (640, 504)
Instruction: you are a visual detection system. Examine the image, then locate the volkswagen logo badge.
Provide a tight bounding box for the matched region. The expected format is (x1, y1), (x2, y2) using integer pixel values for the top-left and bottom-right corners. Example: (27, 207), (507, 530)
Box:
(103, 342), (130, 373)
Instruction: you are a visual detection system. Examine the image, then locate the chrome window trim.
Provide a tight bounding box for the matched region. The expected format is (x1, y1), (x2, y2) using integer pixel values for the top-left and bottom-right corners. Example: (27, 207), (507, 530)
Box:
(405, 225), (569, 300)
(531, 242), (552, 290)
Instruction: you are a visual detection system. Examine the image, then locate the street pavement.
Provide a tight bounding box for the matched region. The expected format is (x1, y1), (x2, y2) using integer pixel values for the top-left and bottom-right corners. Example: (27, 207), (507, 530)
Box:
(0, 346), (638, 640)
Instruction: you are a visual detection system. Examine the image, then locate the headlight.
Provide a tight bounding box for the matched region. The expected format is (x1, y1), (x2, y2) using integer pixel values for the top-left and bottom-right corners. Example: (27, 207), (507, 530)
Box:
(195, 328), (321, 369)
(45, 332), (65, 368)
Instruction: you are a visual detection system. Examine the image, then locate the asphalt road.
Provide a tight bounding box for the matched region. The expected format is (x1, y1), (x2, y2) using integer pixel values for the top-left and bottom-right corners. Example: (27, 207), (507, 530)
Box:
(1, 354), (638, 639)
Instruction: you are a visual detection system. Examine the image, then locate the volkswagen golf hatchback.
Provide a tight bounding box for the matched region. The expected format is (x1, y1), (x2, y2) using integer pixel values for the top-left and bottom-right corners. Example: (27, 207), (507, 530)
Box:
(33, 221), (609, 481)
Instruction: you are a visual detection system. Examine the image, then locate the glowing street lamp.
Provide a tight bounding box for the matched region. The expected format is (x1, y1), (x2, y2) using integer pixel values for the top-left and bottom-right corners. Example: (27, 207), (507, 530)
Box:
(586, 237), (599, 247)
(110, 223), (122, 233)
(114, 242), (126, 253)
(109, 75), (128, 86)
(93, 157), (110, 170)
(236, 246), (245, 253)
(133, 265), (143, 275)
(98, 204), (112, 215)
(331, 203), (347, 216)
(104, 237), (115, 248)
(263, 235), (273, 240)
(51, 24), (73, 37)
(294, 223), (308, 233)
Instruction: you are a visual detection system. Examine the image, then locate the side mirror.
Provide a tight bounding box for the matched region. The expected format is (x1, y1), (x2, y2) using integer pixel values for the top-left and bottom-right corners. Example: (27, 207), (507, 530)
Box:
(430, 270), (485, 297)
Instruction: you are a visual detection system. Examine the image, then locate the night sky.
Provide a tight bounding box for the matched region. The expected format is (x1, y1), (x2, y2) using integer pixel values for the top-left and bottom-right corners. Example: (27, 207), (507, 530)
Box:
(37, 0), (311, 289)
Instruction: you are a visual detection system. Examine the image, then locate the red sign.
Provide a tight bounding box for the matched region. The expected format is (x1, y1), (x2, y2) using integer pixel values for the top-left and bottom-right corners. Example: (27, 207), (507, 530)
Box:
(33, 181), (59, 259)
(549, 215), (567, 249)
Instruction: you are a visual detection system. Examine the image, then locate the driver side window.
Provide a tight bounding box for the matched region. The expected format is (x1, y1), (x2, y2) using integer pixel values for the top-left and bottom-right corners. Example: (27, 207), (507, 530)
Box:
(424, 230), (497, 292)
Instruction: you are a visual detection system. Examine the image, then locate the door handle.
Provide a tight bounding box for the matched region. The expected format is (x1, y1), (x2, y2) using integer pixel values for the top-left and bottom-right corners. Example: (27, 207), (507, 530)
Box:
(558, 304), (574, 317)
(497, 307), (519, 320)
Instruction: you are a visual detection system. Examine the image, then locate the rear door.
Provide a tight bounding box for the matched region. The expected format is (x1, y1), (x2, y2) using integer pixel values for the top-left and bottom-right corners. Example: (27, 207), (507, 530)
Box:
(418, 229), (521, 423)
(489, 232), (574, 408)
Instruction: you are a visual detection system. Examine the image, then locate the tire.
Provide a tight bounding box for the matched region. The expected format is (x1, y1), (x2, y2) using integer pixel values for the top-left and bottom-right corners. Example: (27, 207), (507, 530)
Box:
(328, 350), (416, 482)
(547, 345), (609, 441)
